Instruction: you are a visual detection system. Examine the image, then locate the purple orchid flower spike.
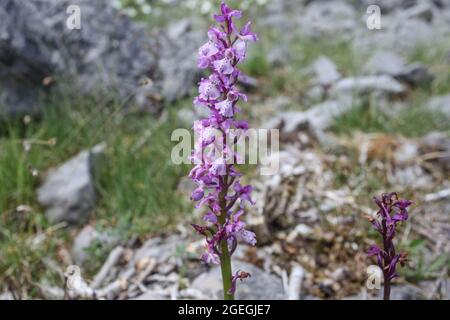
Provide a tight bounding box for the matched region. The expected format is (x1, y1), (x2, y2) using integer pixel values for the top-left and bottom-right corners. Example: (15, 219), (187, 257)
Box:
(189, 1), (257, 300)
(214, 2), (242, 33)
(366, 192), (412, 300)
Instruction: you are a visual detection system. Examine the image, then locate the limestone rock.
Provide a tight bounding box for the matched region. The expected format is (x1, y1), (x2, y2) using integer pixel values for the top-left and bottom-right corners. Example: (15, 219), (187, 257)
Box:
(191, 261), (285, 299)
(37, 143), (105, 225)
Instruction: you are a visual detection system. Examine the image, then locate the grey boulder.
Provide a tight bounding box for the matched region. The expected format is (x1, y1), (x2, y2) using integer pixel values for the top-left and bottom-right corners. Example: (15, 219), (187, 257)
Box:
(310, 56), (341, 87)
(332, 75), (406, 95)
(191, 261), (285, 300)
(37, 143), (105, 225)
(0, 0), (159, 116)
(299, 1), (357, 38)
(158, 19), (204, 103)
(365, 51), (432, 85)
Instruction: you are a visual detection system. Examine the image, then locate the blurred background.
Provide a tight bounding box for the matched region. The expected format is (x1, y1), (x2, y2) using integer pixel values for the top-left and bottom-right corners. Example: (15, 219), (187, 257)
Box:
(0, 0), (449, 299)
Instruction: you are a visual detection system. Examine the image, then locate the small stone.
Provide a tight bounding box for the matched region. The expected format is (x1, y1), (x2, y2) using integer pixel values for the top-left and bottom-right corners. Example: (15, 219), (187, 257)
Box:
(128, 235), (181, 267)
(311, 56), (341, 86)
(304, 99), (354, 131)
(420, 131), (450, 170)
(393, 141), (419, 165)
(266, 98), (354, 138)
(299, 1), (356, 38)
(37, 143), (105, 225)
(191, 261), (285, 299)
(365, 51), (433, 86)
(332, 75), (405, 95)
(401, 2), (435, 22)
(132, 291), (166, 300)
(389, 165), (433, 189)
(365, 51), (406, 77)
(421, 131), (450, 150)
(397, 63), (433, 86)
(71, 225), (119, 265)
(0, 292), (14, 300)
(427, 94), (450, 118)
(286, 224), (313, 242)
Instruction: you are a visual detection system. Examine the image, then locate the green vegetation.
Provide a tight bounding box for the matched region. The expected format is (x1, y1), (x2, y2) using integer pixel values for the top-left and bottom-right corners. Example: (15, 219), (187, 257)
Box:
(331, 100), (450, 137)
(0, 91), (190, 292)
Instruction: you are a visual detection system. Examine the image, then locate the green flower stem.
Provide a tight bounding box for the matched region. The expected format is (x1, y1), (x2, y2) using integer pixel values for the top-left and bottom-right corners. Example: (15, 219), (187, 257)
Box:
(219, 180), (234, 300)
(219, 230), (234, 300)
(383, 275), (391, 300)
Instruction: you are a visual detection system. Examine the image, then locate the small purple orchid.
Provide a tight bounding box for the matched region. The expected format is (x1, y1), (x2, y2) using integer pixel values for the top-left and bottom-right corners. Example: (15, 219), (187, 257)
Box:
(189, 1), (257, 300)
(367, 192), (412, 300)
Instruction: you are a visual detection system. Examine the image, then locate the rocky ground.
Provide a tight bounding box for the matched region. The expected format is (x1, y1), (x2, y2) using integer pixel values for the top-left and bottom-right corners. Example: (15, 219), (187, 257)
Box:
(1, 0), (450, 300)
